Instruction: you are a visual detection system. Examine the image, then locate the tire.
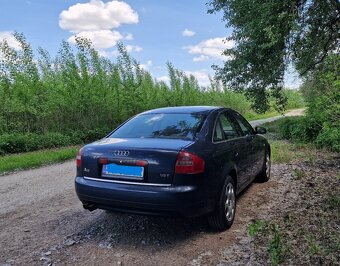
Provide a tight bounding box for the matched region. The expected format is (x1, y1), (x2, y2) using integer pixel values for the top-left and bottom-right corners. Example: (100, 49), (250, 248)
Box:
(256, 149), (271, 183)
(207, 175), (236, 231)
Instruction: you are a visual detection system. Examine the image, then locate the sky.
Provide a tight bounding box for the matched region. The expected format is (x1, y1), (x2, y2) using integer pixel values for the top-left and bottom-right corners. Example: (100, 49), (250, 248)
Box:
(0, 0), (300, 87)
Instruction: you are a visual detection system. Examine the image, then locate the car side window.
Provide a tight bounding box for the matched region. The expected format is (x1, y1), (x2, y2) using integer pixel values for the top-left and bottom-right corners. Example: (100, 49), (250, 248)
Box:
(213, 113), (239, 142)
(234, 113), (254, 136)
(220, 114), (239, 139)
(213, 119), (224, 142)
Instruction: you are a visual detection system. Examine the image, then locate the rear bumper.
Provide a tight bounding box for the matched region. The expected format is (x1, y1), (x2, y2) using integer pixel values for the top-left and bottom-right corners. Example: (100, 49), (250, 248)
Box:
(75, 176), (214, 217)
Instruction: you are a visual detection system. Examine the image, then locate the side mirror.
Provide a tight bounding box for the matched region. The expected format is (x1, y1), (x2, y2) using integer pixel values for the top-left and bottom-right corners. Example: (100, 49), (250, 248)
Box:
(255, 126), (267, 134)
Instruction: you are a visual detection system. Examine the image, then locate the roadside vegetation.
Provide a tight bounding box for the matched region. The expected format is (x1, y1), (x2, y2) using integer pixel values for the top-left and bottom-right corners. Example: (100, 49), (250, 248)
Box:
(208, 0), (339, 152)
(0, 146), (79, 174)
(0, 33), (304, 156)
(248, 120), (339, 265)
(263, 56), (339, 153)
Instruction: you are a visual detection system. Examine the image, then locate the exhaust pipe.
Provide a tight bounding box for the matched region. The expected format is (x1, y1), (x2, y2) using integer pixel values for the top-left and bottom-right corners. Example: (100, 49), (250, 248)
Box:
(83, 203), (97, 211)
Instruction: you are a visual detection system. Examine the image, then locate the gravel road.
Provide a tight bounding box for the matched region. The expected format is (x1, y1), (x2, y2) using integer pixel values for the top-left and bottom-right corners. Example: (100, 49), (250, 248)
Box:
(0, 110), (304, 265)
(1, 162), (286, 266)
(249, 108), (305, 127)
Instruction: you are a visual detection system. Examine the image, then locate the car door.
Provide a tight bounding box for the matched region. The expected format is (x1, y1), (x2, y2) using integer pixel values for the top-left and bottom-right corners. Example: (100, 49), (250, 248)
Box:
(230, 111), (261, 185)
(212, 112), (247, 193)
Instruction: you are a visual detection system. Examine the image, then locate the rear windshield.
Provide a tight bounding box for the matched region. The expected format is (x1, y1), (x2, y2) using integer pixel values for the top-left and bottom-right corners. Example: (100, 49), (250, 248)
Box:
(110, 113), (206, 140)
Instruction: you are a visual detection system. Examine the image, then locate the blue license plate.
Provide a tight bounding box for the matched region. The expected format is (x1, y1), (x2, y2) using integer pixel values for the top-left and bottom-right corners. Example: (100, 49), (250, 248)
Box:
(102, 163), (144, 180)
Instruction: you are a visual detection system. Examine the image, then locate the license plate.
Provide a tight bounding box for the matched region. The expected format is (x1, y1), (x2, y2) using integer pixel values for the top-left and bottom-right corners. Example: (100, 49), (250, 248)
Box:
(102, 163), (144, 180)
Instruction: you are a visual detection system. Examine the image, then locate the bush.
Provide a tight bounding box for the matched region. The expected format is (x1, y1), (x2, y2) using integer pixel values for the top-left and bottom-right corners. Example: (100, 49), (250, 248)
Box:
(316, 124), (340, 152)
(274, 54), (340, 152)
(0, 133), (72, 155)
(278, 117), (321, 142)
(0, 129), (111, 155)
(275, 117), (340, 152)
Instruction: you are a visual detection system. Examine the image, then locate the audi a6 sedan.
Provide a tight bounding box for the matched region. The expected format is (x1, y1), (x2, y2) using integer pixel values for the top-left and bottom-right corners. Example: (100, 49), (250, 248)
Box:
(75, 106), (270, 230)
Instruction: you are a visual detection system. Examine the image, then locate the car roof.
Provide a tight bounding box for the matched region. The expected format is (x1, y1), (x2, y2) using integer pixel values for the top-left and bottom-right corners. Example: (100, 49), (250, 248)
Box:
(140, 106), (226, 115)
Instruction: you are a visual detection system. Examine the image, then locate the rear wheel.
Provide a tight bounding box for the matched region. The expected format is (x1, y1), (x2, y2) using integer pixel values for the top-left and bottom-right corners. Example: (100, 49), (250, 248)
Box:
(256, 150), (270, 182)
(207, 175), (236, 231)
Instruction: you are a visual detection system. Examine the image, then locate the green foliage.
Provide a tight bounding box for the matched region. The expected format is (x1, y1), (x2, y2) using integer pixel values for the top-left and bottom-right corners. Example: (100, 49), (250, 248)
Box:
(272, 55), (340, 151)
(248, 220), (266, 237)
(248, 220), (285, 265)
(0, 129), (109, 155)
(316, 123), (340, 152)
(208, 0), (339, 112)
(267, 223), (285, 266)
(0, 33), (303, 155)
(283, 89), (305, 110)
(0, 133), (73, 154)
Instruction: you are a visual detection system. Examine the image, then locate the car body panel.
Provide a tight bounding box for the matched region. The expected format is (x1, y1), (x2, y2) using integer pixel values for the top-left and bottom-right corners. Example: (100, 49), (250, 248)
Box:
(75, 106), (270, 217)
(80, 138), (194, 184)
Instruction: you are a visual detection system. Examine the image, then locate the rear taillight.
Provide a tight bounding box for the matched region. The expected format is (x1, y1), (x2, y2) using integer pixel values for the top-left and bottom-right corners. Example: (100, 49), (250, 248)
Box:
(175, 151), (205, 174)
(76, 149), (82, 167)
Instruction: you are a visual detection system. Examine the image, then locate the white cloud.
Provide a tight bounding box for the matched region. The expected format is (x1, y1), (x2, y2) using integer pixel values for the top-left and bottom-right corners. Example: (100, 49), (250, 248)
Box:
(156, 76), (170, 83)
(0, 31), (21, 50)
(140, 60), (152, 70)
(59, 0), (139, 33)
(185, 69), (211, 87)
(126, 44), (142, 52)
(193, 55), (209, 62)
(182, 29), (196, 37)
(68, 30), (123, 49)
(184, 37), (234, 61)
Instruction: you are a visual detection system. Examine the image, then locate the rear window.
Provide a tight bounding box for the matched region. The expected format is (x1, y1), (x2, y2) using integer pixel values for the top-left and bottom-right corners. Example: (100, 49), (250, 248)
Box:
(110, 113), (206, 140)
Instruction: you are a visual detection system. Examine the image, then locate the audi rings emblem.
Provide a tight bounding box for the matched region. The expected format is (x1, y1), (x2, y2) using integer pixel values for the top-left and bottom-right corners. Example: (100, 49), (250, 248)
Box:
(113, 150), (130, 157)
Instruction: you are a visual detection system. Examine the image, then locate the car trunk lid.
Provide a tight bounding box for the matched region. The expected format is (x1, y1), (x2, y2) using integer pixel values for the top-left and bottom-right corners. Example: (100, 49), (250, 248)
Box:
(80, 137), (193, 185)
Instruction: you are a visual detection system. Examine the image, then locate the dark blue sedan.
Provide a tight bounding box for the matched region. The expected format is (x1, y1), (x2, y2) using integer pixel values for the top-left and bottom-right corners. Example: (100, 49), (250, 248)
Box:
(75, 106), (270, 230)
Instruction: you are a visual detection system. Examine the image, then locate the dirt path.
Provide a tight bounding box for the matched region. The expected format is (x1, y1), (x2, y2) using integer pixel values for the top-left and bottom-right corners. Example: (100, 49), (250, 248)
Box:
(250, 108), (305, 127)
(1, 158), (288, 266)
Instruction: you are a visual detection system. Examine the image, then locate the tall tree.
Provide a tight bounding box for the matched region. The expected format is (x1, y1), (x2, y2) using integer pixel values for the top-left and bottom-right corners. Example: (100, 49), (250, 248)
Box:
(208, 0), (340, 112)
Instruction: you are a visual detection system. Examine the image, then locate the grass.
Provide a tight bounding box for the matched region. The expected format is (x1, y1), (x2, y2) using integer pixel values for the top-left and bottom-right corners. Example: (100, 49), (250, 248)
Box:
(0, 146), (80, 174)
(248, 220), (285, 266)
(293, 168), (305, 180)
(245, 110), (281, 121)
(245, 108), (301, 121)
(0, 109), (302, 174)
(249, 122), (339, 265)
(263, 119), (318, 163)
(268, 138), (316, 163)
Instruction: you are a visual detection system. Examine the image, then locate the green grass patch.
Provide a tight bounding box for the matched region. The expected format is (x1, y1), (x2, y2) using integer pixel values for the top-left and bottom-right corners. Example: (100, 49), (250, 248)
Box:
(269, 139), (318, 163)
(263, 119), (320, 163)
(269, 139), (302, 163)
(0, 146), (79, 174)
(245, 110), (281, 121)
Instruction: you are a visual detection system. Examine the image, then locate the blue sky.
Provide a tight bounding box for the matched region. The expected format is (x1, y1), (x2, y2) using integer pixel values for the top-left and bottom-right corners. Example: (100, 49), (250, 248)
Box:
(0, 0), (299, 87)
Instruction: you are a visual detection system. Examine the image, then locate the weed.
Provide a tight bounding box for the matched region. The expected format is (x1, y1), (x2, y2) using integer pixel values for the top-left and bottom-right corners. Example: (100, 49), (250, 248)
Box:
(248, 220), (267, 237)
(248, 220), (285, 266)
(293, 169), (305, 180)
(305, 235), (324, 255)
(267, 223), (285, 266)
(325, 195), (340, 211)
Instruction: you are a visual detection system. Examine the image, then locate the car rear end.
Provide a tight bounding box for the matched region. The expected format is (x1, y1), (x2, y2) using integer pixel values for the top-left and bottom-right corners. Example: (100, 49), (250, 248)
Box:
(75, 109), (216, 217)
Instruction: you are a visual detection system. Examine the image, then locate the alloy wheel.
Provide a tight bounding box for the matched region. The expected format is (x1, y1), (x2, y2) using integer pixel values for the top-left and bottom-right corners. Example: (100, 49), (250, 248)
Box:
(265, 154), (271, 178)
(225, 183), (235, 222)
